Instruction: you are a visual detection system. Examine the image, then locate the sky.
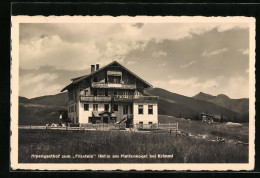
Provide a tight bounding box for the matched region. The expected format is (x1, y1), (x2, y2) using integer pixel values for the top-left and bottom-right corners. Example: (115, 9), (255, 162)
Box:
(19, 22), (250, 99)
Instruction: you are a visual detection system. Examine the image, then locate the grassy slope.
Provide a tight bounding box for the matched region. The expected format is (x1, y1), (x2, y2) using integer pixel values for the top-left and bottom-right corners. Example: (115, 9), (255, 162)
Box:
(19, 92), (68, 125)
(20, 92), (68, 107)
(158, 115), (248, 143)
(19, 129), (248, 163)
(145, 88), (241, 119)
(19, 104), (65, 125)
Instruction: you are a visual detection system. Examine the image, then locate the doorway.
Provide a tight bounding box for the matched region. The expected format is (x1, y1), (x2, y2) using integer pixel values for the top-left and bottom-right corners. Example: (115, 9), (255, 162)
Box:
(103, 117), (108, 124)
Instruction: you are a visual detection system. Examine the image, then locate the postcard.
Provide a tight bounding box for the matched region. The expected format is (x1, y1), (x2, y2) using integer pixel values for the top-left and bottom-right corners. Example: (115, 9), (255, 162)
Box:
(10, 16), (255, 171)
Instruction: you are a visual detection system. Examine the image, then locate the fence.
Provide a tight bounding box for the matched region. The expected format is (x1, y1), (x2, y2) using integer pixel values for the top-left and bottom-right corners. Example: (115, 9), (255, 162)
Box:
(135, 123), (178, 131)
(19, 122), (178, 132)
(19, 123), (127, 131)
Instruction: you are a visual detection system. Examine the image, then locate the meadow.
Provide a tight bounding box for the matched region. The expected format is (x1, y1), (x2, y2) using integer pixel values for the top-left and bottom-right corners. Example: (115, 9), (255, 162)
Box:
(18, 128), (248, 163)
(158, 115), (249, 143)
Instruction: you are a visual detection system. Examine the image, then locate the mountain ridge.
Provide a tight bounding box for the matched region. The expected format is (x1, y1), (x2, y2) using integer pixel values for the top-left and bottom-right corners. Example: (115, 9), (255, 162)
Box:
(193, 91), (249, 114)
(18, 88), (249, 125)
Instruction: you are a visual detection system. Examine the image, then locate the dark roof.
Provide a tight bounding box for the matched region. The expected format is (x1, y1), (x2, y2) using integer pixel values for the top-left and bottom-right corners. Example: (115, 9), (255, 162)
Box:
(61, 61), (152, 92)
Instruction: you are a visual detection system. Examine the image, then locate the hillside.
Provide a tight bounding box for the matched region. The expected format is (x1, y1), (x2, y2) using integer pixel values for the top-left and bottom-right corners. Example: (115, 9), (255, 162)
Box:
(144, 88), (243, 121)
(193, 92), (215, 101)
(19, 92), (68, 107)
(193, 92), (249, 114)
(18, 88), (249, 125)
(19, 93), (68, 125)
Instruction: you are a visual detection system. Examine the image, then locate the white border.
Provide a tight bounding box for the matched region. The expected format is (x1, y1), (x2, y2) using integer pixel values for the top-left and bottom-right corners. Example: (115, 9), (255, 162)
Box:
(10, 16), (255, 171)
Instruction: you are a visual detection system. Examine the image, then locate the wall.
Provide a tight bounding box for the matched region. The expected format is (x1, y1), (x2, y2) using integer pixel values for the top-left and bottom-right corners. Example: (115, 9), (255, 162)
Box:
(78, 102), (134, 123)
(78, 102), (110, 123)
(133, 103), (158, 124)
(68, 102), (79, 123)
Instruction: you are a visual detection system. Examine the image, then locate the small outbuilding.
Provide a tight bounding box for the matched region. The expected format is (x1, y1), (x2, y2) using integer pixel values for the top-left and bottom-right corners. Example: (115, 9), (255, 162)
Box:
(201, 113), (214, 123)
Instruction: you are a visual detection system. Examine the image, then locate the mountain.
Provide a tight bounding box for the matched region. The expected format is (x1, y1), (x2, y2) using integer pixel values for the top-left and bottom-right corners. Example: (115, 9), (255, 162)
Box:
(144, 88), (241, 120)
(19, 92), (68, 107)
(19, 93), (68, 126)
(193, 92), (215, 101)
(18, 88), (249, 125)
(193, 92), (249, 114)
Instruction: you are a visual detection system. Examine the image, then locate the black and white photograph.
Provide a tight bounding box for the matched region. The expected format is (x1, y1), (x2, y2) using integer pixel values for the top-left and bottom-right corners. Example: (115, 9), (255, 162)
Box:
(10, 16), (255, 170)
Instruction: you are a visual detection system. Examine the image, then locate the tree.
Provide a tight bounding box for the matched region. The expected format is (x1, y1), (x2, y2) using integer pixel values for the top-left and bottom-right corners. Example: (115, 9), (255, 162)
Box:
(220, 114), (223, 122)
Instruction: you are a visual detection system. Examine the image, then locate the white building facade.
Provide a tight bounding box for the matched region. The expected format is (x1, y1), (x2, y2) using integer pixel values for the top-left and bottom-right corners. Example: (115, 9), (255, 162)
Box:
(61, 61), (158, 127)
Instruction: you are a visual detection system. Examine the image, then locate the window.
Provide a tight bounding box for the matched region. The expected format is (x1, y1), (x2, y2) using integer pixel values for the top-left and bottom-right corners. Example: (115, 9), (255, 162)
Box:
(139, 121), (143, 129)
(148, 105), (153, 115)
(149, 122), (153, 124)
(74, 105), (76, 112)
(114, 91), (118, 96)
(113, 104), (118, 111)
(130, 104), (133, 114)
(123, 91), (128, 98)
(84, 89), (88, 96)
(108, 76), (121, 83)
(70, 106), (74, 112)
(94, 76), (98, 82)
(105, 90), (108, 96)
(84, 104), (89, 111)
(93, 104), (98, 111)
(94, 90), (97, 96)
(138, 105), (143, 114)
(123, 105), (128, 114)
(104, 104), (109, 111)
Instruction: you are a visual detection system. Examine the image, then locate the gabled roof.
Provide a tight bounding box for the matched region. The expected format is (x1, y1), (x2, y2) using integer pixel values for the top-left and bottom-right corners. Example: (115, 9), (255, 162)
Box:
(61, 61), (152, 92)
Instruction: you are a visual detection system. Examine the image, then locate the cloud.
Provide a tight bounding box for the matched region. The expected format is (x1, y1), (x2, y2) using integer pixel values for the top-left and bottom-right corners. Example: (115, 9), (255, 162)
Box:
(158, 62), (167, 67)
(238, 48), (249, 55)
(20, 73), (62, 98)
(126, 61), (137, 65)
(202, 48), (229, 57)
(20, 34), (147, 71)
(152, 77), (218, 97)
(152, 50), (167, 58)
(151, 75), (248, 99)
(19, 23), (248, 71)
(18, 23), (250, 98)
(180, 61), (197, 69)
(20, 73), (58, 88)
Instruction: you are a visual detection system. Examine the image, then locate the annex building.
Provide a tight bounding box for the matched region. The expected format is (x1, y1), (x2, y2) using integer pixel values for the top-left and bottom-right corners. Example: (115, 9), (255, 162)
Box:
(61, 61), (159, 127)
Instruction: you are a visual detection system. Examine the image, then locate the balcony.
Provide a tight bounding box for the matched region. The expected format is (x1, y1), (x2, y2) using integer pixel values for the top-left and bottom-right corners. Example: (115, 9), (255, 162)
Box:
(91, 82), (136, 89)
(113, 95), (135, 102)
(107, 70), (122, 76)
(80, 96), (111, 102)
(114, 95), (159, 103)
(80, 95), (159, 103)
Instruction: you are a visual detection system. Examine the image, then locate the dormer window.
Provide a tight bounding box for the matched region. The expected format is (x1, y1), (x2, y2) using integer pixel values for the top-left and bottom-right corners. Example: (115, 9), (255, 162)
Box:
(94, 76), (98, 82)
(84, 89), (88, 95)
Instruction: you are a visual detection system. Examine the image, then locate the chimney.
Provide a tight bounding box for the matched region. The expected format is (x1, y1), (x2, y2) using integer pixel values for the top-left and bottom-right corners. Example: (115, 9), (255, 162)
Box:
(96, 64), (100, 70)
(91, 65), (95, 73)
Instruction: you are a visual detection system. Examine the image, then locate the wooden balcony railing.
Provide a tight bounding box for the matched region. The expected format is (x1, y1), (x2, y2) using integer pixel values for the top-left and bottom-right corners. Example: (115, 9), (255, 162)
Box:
(80, 95), (159, 103)
(80, 96), (111, 102)
(113, 95), (159, 102)
(91, 82), (136, 89)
